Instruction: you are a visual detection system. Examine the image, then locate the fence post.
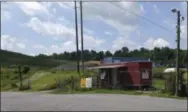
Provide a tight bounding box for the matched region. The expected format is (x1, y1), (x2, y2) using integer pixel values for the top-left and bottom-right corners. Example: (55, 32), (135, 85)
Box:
(71, 76), (74, 93)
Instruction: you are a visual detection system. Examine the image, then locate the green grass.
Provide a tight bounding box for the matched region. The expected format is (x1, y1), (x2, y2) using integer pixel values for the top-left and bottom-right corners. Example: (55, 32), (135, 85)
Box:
(153, 79), (165, 89)
(28, 70), (82, 91)
(52, 88), (186, 100)
(53, 88), (141, 95)
(153, 67), (166, 73)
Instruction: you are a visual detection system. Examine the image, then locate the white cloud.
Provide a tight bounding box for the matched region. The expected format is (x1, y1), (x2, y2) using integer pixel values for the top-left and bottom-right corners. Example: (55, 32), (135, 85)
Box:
(31, 41), (76, 55)
(32, 44), (47, 50)
(1, 10), (11, 22)
(59, 2), (142, 37)
(112, 36), (137, 51)
(163, 18), (187, 40)
(84, 28), (94, 35)
(15, 2), (50, 16)
(82, 2), (141, 35)
(181, 23), (187, 39)
(181, 2), (186, 13)
(84, 35), (105, 49)
(140, 4), (145, 13)
(180, 2), (187, 40)
(1, 35), (16, 50)
(26, 17), (75, 40)
(26, 17), (105, 53)
(53, 8), (56, 14)
(154, 5), (159, 13)
(105, 31), (113, 36)
(16, 43), (26, 49)
(1, 35), (26, 52)
(1, 3), (11, 21)
(144, 38), (170, 50)
(58, 2), (74, 9)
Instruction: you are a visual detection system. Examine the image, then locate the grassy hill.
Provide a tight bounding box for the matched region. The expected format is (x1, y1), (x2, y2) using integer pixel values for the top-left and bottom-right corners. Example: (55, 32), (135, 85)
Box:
(0, 50), (75, 67)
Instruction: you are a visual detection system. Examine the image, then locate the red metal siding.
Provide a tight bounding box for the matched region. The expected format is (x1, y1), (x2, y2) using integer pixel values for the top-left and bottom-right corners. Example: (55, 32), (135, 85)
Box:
(119, 62), (140, 86)
(139, 62), (152, 86)
(126, 62), (140, 86)
(119, 62), (152, 87)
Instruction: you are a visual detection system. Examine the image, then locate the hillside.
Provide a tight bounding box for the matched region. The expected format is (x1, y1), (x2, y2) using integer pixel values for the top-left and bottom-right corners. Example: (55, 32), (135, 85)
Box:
(0, 50), (75, 67)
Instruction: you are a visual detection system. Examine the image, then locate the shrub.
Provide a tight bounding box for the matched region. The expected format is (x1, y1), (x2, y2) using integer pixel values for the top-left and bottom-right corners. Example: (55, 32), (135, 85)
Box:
(39, 83), (57, 91)
(11, 83), (18, 88)
(11, 75), (19, 80)
(22, 66), (30, 74)
(153, 72), (164, 79)
(6, 75), (9, 78)
(14, 70), (19, 74)
(164, 72), (176, 94)
(51, 71), (56, 73)
(19, 85), (30, 91)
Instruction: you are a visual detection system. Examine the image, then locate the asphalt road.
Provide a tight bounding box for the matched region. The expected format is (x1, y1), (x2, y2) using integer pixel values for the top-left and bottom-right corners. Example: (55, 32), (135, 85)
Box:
(1, 92), (187, 111)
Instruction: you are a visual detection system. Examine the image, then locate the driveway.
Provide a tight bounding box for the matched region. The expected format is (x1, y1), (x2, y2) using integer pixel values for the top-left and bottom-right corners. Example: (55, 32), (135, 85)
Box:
(1, 92), (187, 111)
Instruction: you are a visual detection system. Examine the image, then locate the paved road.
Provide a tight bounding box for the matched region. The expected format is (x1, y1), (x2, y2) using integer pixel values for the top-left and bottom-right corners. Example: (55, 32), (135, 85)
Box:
(1, 92), (187, 111)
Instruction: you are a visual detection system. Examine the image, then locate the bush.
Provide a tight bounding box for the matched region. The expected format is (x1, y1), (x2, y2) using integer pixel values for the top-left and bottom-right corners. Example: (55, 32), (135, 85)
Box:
(11, 83), (18, 88)
(19, 85), (30, 91)
(14, 70), (19, 74)
(51, 71), (56, 73)
(39, 83), (57, 91)
(11, 75), (19, 80)
(22, 66), (30, 74)
(153, 72), (164, 79)
(6, 75), (9, 78)
(164, 72), (176, 94)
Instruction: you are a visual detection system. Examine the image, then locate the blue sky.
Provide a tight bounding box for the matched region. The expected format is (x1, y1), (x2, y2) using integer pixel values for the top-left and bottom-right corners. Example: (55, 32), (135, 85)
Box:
(1, 1), (187, 56)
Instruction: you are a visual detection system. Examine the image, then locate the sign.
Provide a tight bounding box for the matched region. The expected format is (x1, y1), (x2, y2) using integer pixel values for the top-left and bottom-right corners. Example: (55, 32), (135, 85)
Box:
(80, 78), (86, 88)
(80, 77), (92, 88)
(142, 70), (149, 79)
(86, 77), (92, 88)
(100, 72), (106, 79)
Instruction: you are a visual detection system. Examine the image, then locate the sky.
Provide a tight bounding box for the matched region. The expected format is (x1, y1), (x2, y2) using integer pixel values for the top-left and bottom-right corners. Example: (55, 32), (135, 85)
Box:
(1, 1), (187, 56)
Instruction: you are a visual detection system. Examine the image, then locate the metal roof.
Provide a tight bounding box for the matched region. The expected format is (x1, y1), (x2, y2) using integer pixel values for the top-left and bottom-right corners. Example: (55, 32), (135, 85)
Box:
(87, 64), (125, 69)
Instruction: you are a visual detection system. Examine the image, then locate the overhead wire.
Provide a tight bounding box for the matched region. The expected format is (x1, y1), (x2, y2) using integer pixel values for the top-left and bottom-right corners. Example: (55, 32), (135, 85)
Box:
(108, 2), (173, 32)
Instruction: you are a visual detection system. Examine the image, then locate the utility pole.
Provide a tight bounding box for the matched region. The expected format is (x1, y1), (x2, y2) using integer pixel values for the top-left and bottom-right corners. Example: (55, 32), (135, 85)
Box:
(176, 10), (180, 96)
(74, 1), (80, 74)
(171, 8), (184, 96)
(18, 65), (23, 87)
(80, 1), (84, 75)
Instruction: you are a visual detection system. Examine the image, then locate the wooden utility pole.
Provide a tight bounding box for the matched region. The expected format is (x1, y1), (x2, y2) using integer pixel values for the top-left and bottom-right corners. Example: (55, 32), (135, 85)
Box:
(18, 65), (23, 87)
(80, 1), (85, 75)
(74, 1), (80, 74)
(171, 8), (184, 96)
(175, 11), (180, 96)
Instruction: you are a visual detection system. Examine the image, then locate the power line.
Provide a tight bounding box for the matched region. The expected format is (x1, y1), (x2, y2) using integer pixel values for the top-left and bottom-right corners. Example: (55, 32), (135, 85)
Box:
(109, 2), (173, 32)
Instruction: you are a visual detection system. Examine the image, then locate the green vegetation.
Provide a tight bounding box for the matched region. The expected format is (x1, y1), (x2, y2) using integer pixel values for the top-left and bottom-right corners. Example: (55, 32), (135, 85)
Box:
(1, 66), (187, 99)
(52, 88), (186, 100)
(182, 70), (188, 84)
(1, 48), (187, 99)
(153, 79), (164, 89)
(0, 49), (75, 67)
(1, 46), (188, 66)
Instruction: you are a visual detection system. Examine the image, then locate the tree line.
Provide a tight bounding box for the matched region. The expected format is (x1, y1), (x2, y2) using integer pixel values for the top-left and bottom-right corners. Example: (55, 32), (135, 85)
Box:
(36, 46), (188, 66)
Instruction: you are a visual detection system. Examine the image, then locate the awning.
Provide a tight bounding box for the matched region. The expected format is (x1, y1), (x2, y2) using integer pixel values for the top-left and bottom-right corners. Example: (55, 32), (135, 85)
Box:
(87, 64), (125, 69)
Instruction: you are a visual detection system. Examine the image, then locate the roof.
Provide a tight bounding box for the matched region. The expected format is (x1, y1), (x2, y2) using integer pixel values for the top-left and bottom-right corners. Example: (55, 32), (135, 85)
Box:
(104, 57), (149, 60)
(87, 61), (152, 70)
(87, 64), (125, 69)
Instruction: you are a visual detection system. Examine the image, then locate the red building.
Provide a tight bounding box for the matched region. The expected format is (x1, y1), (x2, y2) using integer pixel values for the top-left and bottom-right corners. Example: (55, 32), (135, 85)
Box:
(88, 62), (152, 89)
